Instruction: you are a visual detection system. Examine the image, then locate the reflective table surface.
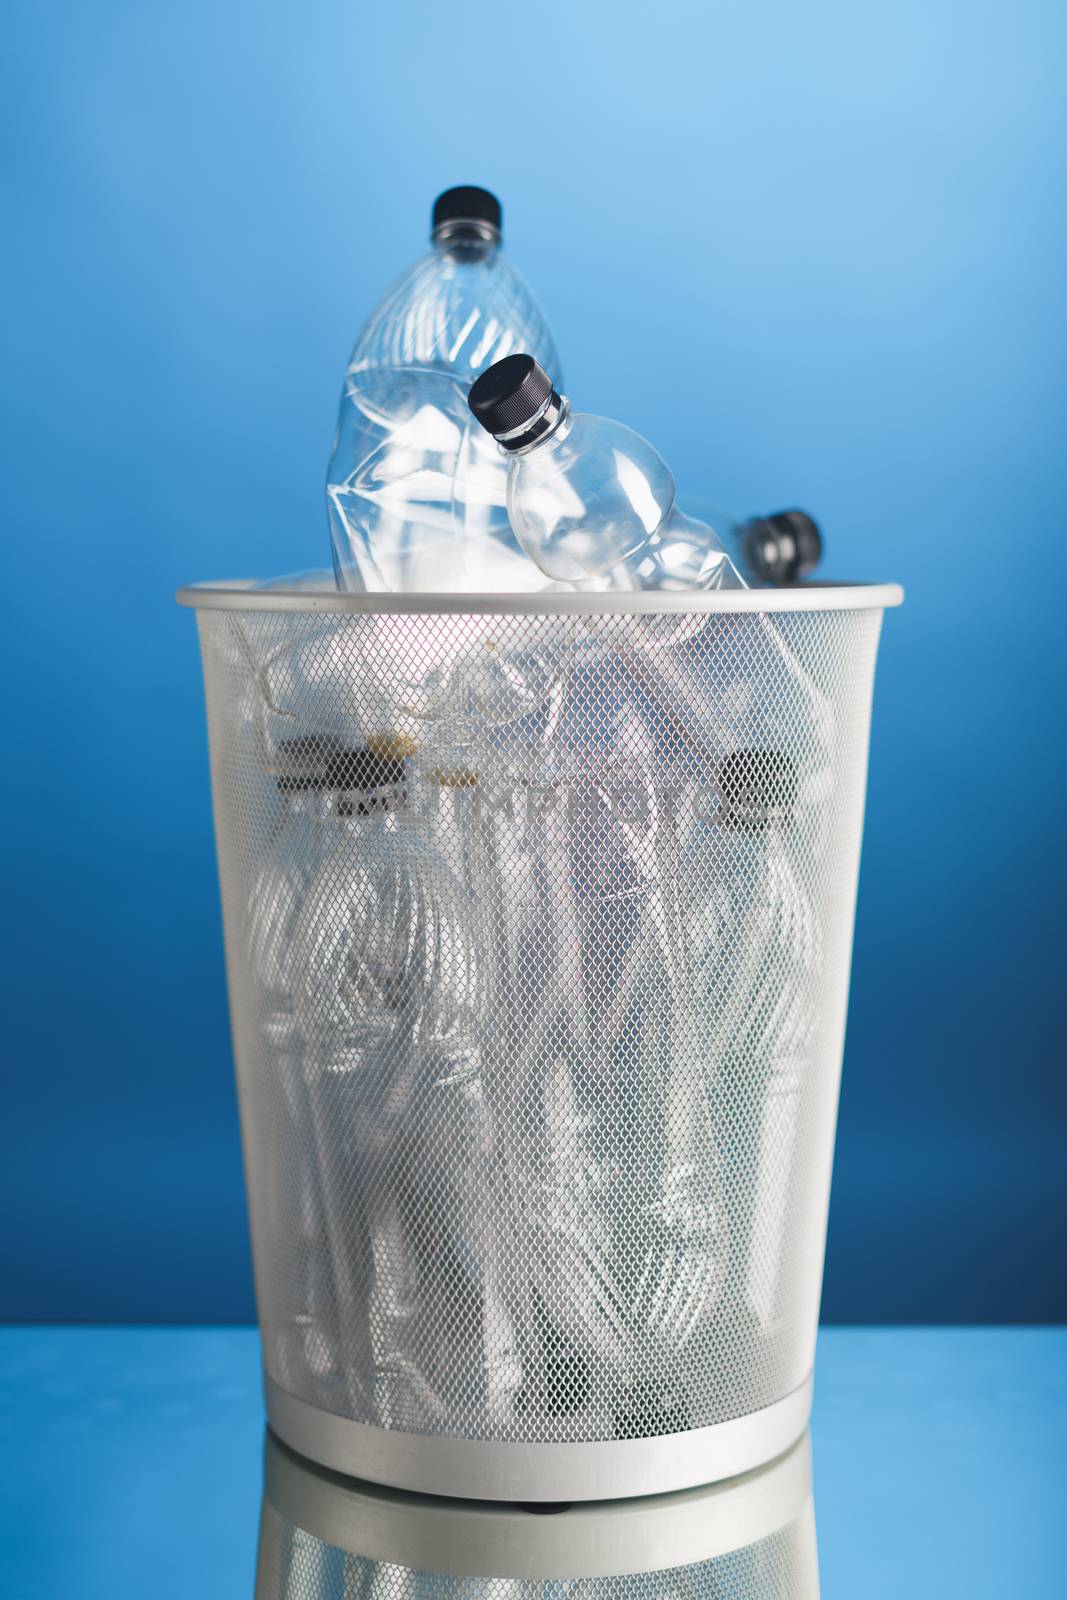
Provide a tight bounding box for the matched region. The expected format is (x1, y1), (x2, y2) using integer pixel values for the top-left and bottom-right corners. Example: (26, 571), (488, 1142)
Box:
(1, 1328), (1063, 1597)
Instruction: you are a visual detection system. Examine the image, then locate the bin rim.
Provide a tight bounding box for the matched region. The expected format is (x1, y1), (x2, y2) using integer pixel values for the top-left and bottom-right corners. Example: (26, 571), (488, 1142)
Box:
(177, 580), (903, 616)
(262, 1427), (812, 1577)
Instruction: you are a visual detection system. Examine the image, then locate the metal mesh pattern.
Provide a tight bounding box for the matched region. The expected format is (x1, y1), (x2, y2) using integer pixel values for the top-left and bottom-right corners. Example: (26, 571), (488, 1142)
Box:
(196, 602), (884, 1445)
(255, 1501), (819, 1600)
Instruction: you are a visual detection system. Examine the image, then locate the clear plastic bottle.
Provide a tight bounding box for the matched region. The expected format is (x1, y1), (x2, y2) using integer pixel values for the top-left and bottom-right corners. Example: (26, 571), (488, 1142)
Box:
(561, 696), (729, 1436)
(405, 760), (631, 1432)
(464, 681), (730, 1437)
(232, 574), (575, 793)
(681, 750), (823, 1341)
(619, 606), (834, 1349)
(289, 747), (507, 1430)
(245, 737), (345, 1407)
(328, 187), (562, 593)
(468, 355), (821, 590)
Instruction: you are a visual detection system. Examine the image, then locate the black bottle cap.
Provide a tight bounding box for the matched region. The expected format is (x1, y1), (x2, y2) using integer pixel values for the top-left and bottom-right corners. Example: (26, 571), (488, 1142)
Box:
(274, 736), (343, 792)
(468, 353), (555, 439)
(741, 510), (823, 584)
(718, 749), (799, 829)
(432, 186), (502, 235)
(326, 746), (406, 793)
(275, 739), (406, 811)
(766, 510), (822, 578)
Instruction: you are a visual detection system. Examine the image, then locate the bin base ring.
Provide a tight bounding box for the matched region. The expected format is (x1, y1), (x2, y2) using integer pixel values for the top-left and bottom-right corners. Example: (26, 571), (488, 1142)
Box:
(264, 1373), (813, 1502)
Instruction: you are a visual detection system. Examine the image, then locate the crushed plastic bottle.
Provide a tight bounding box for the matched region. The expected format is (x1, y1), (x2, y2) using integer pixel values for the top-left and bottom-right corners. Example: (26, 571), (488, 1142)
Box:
(228, 584), (576, 791)
(469, 354), (754, 592)
(454, 677), (730, 1436)
(289, 746), (509, 1430)
(328, 187), (562, 593)
(245, 737), (345, 1406)
(565, 693), (730, 1434)
(400, 758), (632, 1431)
(682, 747), (824, 1339)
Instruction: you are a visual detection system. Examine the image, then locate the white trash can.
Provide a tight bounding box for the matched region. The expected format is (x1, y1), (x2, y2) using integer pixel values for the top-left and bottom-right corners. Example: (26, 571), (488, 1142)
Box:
(180, 581), (902, 1501)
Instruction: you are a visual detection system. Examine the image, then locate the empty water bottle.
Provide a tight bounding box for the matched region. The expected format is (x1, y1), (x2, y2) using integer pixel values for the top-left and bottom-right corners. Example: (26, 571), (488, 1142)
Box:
(468, 355), (820, 591)
(623, 628), (833, 1353)
(289, 747), (511, 1430)
(230, 590), (575, 788)
(566, 701), (729, 1434)
(246, 738), (344, 1405)
(402, 758), (628, 1429)
(472, 680), (731, 1437)
(328, 187), (562, 592)
(682, 750), (823, 1341)
(621, 610), (836, 827)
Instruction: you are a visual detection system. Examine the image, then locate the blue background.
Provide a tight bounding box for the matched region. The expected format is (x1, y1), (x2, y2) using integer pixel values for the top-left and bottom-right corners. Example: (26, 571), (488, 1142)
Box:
(2, 0), (1064, 1323)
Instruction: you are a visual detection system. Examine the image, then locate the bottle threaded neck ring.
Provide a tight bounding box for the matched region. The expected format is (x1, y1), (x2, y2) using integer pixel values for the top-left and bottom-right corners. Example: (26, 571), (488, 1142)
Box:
(468, 354), (562, 450)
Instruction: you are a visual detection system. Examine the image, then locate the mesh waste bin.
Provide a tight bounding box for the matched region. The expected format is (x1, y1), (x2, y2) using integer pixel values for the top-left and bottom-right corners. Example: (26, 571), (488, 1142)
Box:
(180, 581), (902, 1501)
(257, 1427), (818, 1600)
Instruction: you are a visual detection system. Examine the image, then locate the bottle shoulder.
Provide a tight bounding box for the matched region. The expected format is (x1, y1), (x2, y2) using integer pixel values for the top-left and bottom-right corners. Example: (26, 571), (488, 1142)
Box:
(505, 411), (680, 584)
(515, 412), (675, 510)
(348, 250), (560, 381)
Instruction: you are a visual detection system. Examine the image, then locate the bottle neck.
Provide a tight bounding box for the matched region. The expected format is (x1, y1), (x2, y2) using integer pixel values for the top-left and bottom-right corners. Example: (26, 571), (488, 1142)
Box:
(496, 393), (570, 456)
(432, 219), (499, 264)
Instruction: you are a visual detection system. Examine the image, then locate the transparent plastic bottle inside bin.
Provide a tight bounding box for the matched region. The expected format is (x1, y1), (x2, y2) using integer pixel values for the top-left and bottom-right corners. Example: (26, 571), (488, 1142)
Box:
(467, 354), (822, 592)
(232, 591), (575, 782)
(397, 752), (708, 1436)
(328, 186), (563, 593)
(399, 758), (628, 1432)
(474, 676), (732, 1437)
(562, 690), (730, 1435)
(245, 737), (345, 1406)
(289, 747), (517, 1431)
(682, 749), (823, 1342)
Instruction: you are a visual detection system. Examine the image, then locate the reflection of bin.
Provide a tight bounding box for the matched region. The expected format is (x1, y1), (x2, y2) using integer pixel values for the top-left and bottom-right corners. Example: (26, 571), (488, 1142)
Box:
(257, 1427), (819, 1600)
(180, 581), (902, 1502)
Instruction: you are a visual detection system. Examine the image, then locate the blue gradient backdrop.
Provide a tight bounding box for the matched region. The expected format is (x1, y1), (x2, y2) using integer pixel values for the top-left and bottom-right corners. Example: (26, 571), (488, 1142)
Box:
(2, 0), (1064, 1322)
